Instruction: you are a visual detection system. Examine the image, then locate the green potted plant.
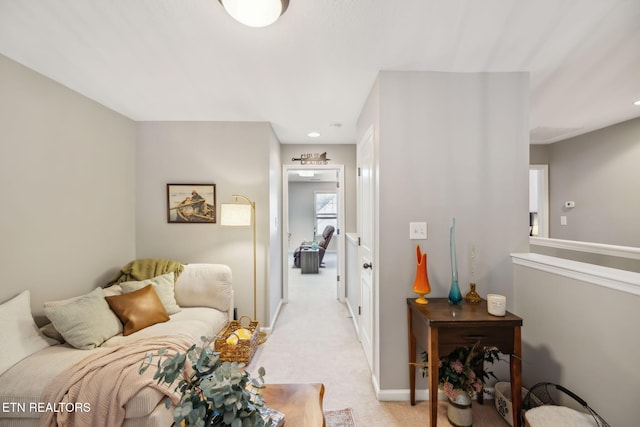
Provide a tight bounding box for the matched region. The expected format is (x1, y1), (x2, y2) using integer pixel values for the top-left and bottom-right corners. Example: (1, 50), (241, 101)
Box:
(139, 337), (277, 427)
(420, 341), (502, 427)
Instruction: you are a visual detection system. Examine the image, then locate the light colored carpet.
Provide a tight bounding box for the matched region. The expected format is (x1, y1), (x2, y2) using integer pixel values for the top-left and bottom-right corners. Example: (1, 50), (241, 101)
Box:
(325, 408), (356, 427)
(249, 253), (508, 426)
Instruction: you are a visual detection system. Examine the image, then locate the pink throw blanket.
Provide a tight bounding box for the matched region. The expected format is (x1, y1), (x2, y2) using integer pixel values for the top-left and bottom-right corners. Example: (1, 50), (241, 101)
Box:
(40, 335), (193, 427)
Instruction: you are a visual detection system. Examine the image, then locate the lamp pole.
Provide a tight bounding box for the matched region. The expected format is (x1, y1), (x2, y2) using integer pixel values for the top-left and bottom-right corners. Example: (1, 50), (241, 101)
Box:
(231, 194), (257, 321)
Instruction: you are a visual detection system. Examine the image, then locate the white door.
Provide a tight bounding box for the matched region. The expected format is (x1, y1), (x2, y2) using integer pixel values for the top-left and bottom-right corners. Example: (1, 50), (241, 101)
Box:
(357, 127), (375, 371)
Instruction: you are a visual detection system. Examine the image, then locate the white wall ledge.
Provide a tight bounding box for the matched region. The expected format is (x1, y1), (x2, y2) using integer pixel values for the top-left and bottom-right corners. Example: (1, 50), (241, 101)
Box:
(530, 237), (640, 260)
(511, 252), (640, 296)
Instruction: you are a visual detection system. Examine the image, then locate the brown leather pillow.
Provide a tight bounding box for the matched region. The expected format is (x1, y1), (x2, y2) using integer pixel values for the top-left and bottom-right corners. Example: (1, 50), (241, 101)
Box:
(105, 284), (169, 336)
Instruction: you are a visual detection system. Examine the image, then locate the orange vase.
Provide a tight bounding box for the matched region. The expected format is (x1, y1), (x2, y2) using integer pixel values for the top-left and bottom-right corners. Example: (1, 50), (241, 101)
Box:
(413, 245), (431, 304)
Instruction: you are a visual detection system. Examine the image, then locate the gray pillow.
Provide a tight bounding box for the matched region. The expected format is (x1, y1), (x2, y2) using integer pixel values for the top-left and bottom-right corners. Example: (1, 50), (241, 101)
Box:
(44, 287), (123, 350)
(120, 272), (181, 315)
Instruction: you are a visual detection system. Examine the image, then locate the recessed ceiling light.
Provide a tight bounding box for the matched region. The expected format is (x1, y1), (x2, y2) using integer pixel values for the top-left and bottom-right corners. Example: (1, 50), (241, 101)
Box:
(298, 171), (314, 177)
(307, 132), (320, 138)
(634, 99), (640, 106)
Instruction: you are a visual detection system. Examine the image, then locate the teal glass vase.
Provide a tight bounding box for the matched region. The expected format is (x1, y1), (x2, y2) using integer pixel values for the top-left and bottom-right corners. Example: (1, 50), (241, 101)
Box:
(448, 218), (463, 305)
(448, 279), (462, 304)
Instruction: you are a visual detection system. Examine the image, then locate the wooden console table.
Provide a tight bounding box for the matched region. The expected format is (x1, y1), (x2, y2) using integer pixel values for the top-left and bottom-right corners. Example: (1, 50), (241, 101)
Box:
(407, 298), (523, 427)
(261, 383), (326, 426)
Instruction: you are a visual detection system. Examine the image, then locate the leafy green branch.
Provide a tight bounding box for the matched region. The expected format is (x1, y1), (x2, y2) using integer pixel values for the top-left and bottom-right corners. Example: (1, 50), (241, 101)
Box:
(140, 336), (273, 427)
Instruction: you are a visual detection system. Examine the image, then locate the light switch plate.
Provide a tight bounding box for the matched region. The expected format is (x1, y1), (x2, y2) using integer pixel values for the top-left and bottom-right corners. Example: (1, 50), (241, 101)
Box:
(410, 222), (427, 239)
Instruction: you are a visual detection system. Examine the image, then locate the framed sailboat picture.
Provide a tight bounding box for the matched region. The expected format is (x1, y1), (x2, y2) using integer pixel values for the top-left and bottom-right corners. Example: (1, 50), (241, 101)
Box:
(167, 184), (216, 223)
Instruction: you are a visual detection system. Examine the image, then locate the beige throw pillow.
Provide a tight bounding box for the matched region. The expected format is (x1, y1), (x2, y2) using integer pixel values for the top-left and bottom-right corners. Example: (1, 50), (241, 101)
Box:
(44, 287), (123, 350)
(120, 272), (181, 315)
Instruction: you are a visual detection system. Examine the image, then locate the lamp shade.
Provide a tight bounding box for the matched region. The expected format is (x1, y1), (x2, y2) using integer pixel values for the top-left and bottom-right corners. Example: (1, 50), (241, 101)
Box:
(220, 203), (252, 226)
(219, 0), (289, 28)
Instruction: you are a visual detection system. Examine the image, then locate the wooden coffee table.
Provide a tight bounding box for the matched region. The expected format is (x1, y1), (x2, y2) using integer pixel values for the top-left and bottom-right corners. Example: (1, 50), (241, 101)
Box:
(261, 383), (325, 426)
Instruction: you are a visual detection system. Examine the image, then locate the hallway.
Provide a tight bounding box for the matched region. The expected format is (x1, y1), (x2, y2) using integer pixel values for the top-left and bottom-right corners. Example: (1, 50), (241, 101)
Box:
(249, 253), (506, 426)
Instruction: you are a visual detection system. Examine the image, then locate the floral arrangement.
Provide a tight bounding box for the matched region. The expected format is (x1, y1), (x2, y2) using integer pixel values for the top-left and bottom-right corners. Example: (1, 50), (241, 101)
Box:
(421, 341), (502, 400)
(139, 337), (276, 427)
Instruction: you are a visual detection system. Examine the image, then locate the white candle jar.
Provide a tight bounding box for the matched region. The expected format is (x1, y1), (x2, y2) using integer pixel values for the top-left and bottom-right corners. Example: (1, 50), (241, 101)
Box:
(487, 294), (506, 316)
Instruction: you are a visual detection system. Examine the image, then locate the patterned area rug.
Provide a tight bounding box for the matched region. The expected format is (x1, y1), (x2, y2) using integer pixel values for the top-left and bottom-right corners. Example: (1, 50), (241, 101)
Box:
(325, 408), (356, 427)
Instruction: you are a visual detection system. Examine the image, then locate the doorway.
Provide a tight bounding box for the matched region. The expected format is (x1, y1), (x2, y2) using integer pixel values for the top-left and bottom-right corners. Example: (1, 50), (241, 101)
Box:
(282, 165), (346, 304)
(529, 164), (549, 238)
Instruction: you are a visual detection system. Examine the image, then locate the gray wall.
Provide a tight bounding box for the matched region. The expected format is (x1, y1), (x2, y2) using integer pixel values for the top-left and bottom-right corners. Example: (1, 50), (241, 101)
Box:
(267, 130), (283, 325)
(0, 54), (137, 321)
(359, 71), (530, 392)
(530, 144), (550, 165)
(514, 263), (639, 427)
(135, 121), (281, 326)
(529, 243), (640, 273)
(539, 118), (640, 247)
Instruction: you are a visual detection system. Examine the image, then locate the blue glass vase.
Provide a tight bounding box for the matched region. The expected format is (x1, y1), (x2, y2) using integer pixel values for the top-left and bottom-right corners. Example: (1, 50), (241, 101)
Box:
(448, 218), (463, 304)
(449, 279), (462, 304)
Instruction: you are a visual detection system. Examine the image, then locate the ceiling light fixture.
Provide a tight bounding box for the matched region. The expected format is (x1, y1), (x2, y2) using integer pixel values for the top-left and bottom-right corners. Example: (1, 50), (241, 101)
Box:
(634, 99), (640, 106)
(307, 132), (320, 138)
(218, 0), (289, 28)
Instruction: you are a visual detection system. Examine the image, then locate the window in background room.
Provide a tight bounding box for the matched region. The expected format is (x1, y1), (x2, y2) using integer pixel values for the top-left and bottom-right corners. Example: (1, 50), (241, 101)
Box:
(315, 191), (337, 236)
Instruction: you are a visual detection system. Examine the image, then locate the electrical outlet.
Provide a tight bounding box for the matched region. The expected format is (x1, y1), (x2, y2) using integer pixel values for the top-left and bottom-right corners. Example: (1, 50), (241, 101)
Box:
(410, 222), (427, 239)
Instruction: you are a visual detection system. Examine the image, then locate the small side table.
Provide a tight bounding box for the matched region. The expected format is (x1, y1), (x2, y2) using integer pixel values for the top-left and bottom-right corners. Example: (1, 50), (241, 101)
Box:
(300, 248), (319, 274)
(407, 298), (523, 427)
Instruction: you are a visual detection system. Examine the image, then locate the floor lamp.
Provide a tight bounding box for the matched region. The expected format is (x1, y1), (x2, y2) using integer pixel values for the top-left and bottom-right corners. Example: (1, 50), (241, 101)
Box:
(220, 194), (267, 343)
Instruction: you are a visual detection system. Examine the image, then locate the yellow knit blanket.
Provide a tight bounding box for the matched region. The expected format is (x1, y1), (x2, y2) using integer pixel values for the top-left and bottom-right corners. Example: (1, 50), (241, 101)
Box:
(106, 258), (184, 286)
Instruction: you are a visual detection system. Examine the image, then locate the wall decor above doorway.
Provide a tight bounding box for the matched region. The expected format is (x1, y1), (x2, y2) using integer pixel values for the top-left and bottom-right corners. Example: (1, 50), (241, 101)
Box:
(291, 152), (331, 165)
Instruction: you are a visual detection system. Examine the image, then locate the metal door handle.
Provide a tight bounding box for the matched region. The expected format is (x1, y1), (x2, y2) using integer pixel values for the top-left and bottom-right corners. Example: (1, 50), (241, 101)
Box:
(363, 262), (373, 269)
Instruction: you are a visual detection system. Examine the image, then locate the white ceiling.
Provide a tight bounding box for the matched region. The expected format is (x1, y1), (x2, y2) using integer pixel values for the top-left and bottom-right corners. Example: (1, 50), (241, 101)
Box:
(1, 0), (639, 144)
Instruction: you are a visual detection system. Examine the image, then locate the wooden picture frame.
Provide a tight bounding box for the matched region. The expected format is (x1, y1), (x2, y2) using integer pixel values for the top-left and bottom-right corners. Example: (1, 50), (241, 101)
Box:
(167, 184), (216, 223)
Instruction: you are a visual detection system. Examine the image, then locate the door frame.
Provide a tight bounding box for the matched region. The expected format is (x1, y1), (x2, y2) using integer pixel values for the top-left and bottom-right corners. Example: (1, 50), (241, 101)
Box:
(282, 164), (346, 303)
(530, 164), (549, 238)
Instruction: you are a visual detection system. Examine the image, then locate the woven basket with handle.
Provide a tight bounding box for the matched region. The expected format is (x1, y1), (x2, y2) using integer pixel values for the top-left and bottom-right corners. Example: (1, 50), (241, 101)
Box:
(214, 315), (259, 364)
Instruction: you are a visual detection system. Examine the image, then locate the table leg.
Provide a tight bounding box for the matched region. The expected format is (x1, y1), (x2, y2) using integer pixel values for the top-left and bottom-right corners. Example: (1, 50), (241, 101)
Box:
(510, 326), (522, 427)
(428, 326), (439, 427)
(408, 304), (417, 405)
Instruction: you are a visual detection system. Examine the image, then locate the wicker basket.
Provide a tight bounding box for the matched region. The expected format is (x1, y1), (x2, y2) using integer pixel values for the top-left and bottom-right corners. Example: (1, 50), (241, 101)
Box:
(215, 316), (259, 364)
(522, 382), (610, 427)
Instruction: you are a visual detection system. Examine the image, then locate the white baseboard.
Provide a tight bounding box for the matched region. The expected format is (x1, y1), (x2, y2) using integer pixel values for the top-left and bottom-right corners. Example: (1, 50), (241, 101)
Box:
(483, 386), (496, 400)
(261, 298), (285, 335)
(375, 386), (432, 402)
(374, 386), (495, 402)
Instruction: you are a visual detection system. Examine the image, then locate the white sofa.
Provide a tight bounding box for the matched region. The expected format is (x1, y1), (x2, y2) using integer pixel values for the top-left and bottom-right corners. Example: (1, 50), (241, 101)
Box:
(0, 263), (233, 427)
